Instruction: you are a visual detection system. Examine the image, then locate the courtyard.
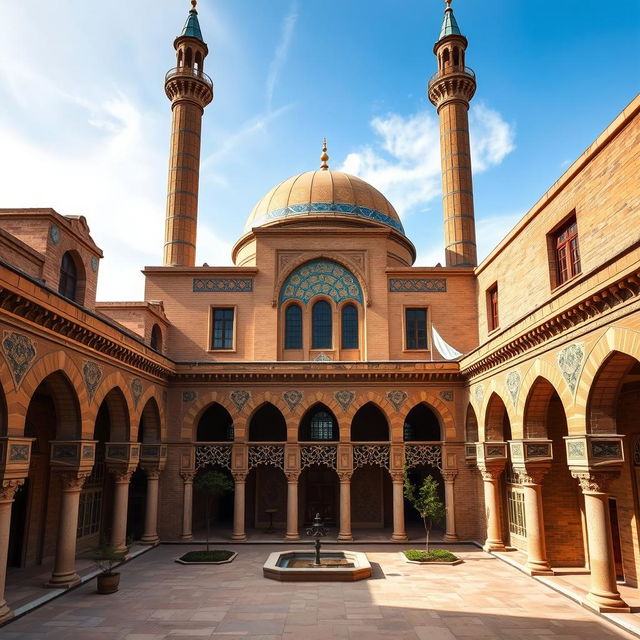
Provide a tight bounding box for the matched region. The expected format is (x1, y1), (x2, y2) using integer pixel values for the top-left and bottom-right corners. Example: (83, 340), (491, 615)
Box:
(0, 544), (636, 640)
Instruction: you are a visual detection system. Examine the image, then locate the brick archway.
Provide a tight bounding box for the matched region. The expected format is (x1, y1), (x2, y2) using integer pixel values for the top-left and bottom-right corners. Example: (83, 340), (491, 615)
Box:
(182, 391), (238, 441)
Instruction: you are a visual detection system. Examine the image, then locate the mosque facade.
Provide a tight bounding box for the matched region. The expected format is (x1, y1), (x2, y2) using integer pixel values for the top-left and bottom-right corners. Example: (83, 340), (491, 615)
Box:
(0, 0), (639, 621)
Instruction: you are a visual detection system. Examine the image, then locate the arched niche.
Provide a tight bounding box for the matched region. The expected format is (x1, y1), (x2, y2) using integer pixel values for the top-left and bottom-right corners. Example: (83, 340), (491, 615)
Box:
(197, 402), (234, 442)
(299, 403), (339, 441)
(403, 403), (441, 441)
(248, 403), (286, 442)
(351, 402), (389, 442)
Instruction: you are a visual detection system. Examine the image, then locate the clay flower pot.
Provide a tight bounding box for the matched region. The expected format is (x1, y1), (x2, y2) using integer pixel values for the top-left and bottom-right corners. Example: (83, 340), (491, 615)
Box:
(96, 571), (120, 594)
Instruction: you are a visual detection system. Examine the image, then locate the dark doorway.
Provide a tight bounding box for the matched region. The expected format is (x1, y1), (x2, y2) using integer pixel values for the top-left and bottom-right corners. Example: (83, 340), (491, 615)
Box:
(301, 465), (338, 526)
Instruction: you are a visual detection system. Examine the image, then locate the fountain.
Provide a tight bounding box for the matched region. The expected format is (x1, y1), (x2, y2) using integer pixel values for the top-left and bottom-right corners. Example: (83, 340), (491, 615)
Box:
(263, 513), (372, 581)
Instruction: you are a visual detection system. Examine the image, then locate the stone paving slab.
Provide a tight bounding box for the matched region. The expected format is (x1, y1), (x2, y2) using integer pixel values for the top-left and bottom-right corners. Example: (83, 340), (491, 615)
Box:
(0, 544), (637, 639)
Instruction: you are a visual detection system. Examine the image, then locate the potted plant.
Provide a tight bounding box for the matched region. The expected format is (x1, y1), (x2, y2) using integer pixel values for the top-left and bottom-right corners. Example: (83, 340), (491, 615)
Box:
(402, 472), (461, 564)
(92, 544), (127, 594)
(177, 469), (235, 564)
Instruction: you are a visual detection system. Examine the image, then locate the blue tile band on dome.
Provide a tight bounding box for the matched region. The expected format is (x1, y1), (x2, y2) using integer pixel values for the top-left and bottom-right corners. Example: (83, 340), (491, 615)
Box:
(193, 278), (253, 293)
(280, 260), (363, 305)
(247, 202), (405, 235)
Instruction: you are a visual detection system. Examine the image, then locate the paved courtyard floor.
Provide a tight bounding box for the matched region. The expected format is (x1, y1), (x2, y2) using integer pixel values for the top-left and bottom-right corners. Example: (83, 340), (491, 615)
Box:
(1, 544), (636, 640)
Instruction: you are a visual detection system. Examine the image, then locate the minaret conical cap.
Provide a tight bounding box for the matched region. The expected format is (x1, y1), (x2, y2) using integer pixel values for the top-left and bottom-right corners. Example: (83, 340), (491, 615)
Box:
(438, 0), (462, 40)
(181, 0), (204, 40)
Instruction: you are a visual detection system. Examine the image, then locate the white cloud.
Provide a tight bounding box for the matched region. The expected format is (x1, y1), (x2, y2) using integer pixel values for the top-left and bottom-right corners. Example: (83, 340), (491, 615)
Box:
(266, 1), (298, 113)
(475, 212), (523, 262)
(340, 103), (515, 218)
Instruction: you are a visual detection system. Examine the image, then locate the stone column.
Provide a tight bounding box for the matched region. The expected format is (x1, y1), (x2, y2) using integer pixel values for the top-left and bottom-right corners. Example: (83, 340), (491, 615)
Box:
(0, 480), (24, 622)
(231, 472), (247, 541)
(515, 468), (553, 575)
(110, 469), (133, 553)
(442, 470), (459, 542)
(338, 471), (353, 541)
(285, 472), (300, 540)
(140, 469), (161, 545)
(47, 472), (89, 588)
(572, 471), (630, 612)
(180, 471), (195, 541)
(479, 467), (506, 552)
(390, 471), (408, 542)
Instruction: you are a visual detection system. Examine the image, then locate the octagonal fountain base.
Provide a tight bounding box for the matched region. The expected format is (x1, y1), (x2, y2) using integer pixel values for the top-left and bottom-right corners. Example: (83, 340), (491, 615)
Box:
(263, 550), (372, 581)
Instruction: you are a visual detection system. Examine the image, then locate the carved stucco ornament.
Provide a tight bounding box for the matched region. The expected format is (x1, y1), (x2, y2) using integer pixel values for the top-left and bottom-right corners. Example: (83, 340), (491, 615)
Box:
(131, 378), (144, 407)
(283, 390), (303, 411)
(440, 390), (453, 402)
(2, 331), (36, 386)
(334, 390), (355, 412)
(505, 370), (520, 406)
(82, 361), (103, 400)
(557, 343), (584, 393)
(230, 390), (251, 411)
(182, 391), (197, 404)
(474, 385), (484, 405)
(386, 390), (408, 411)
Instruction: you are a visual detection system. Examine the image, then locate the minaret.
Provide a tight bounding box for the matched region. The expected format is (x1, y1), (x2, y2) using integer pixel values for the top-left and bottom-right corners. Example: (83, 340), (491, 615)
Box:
(163, 0), (213, 267)
(428, 0), (477, 267)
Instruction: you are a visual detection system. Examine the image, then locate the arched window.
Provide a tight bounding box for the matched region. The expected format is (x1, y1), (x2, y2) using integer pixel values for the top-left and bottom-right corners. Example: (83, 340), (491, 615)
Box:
(150, 324), (162, 351)
(59, 252), (78, 301)
(341, 304), (358, 349)
(284, 304), (302, 349)
(185, 47), (193, 68)
(312, 300), (332, 349)
(442, 48), (450, 67)
(194, 51), (202, 73)
(310, 411), (335, 441)
(453, 47), (460, 66)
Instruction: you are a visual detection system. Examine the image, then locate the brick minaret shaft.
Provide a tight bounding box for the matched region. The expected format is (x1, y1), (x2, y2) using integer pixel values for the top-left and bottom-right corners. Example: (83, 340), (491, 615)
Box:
(428, 0), (477, 268)
(163, 1), (213, 267)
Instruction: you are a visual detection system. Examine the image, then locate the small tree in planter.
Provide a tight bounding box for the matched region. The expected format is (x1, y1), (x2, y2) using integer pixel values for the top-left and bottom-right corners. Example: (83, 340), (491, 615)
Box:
(194, 469), (234, 552)
(92, 544), (127, 594)
(404, 472), (454, 562)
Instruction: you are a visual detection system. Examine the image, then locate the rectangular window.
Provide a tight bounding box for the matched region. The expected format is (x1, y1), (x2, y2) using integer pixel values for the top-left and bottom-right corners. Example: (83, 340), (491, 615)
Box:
(552, 215), (581, 286)
(487, 283), (499, 331)
(211, 308), (234, 350)
(507, 488), (527, 538)
(77, 461), (104, 539)
(405, 307), (428, 350)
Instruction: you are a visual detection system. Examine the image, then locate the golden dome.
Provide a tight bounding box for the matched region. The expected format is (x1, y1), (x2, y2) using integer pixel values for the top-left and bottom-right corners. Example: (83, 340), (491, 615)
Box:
(244, 170), (405, 235)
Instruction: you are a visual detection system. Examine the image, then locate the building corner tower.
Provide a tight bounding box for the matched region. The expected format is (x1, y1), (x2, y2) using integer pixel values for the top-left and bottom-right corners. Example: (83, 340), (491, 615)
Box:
(163, 0), (213, 267)
(428, 0), (477, 267)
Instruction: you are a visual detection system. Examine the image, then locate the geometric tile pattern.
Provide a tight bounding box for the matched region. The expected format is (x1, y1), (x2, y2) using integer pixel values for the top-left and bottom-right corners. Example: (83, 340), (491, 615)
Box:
(193, 278), (254, 293)
(388, 278), (447, 293)
(280, 260), (363, 305)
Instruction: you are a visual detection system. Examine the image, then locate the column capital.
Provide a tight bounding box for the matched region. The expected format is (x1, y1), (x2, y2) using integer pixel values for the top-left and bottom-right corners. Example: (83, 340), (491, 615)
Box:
(232, 471), (248, 483)
(58, 471), (91, 492)
(478, 466), (502, 481)
(109, 468), (134, 484)
(390, 470), (405, 483)
(571, 470), (618, 494)
(338, 471), (353, 483)
(512, 464), (550, 486)
(286, 471), (300, 483)
(0, 478), (24, 502)
(442, 470), (458, 482)
(143, 468), (161, 481)
(180, 471), (196, 483)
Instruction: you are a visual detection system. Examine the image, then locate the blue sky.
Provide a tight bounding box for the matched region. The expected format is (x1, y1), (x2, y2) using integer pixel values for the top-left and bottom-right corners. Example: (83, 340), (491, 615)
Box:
(0, 0), (638, 300)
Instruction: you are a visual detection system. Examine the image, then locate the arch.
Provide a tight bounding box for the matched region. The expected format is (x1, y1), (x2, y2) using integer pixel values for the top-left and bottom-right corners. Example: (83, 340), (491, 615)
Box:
(248, 402), (286, 442)
(341, 303), (358, 349)
(133, 385), (166, 440)
(465, 403), (478, 442)
(453, 46), (460, 66)
(28, 371), (82, 440)
(181, 391), (237, 441)
(89, 372), (136, 437)
(96, 387), (130, 442)
(299, 403), (338, 441)
(351, 402), (389, 442)
(139, 397), (161, 443)
(442, 48), (450, 67)
(58, 250), (86, 305)
(197, 402), (234, 442)
(403, 402), (441, 441)
(517, 358), (573, 424)
(312, 299), (332, 349)
(522, 376), (561, 439)
(185, 47), (193, 67)
(177, 49), (184, 67)
(194, 51), (202, 72)
(150, 324), (163, 351)
(483, 392), (511, 442)
(284, 303), (302, 350)
(278, 258), (365, 307)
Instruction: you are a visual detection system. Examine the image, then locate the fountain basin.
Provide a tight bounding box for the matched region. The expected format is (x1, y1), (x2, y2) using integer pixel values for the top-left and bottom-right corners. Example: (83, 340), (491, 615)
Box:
(263, 550), (372, 581)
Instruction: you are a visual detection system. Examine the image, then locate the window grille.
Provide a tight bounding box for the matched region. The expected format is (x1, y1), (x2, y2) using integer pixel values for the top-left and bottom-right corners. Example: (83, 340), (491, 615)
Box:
(77, 460), (104, 539)
(507, 488), (526, 537)
(309, 411), (335, 440)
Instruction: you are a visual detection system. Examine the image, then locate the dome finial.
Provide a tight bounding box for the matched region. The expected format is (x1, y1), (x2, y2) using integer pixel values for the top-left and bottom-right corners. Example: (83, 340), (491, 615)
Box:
(320, 138), (329, 171)
(191, 0), (197, 11)
(445, 0), (452, 8)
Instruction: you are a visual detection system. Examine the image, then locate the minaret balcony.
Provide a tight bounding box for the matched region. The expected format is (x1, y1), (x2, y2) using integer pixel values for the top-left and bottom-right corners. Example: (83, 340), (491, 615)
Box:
(428, 65), (475, 90)
(165, 66), (213, 91)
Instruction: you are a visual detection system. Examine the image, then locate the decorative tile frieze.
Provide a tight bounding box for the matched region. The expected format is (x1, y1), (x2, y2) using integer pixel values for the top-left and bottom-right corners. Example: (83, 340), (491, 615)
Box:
(405, 445), (442, 470)
(195, 445), (232, 471)
(248, 445), (285, 469)
(82, 361), (103, 400)
(193, 278), (253, 293)
(565, 434), (625, 469)
(131, 379), (143, 407)
(230, 390), (250, 411)
(388, 279), (447, 293)
(557, 343), (584, 393)
(440, 390), (453, 402)
(505, 371), (520, 406)
(386, 390), (408, 411)
(353, 445), (390, 469)
(280, 260), (363, 305)
(2, 331), (36, 386)
(301, 445), (337, 470)
(283, 390), (303, 411)
(335, 390), (355, 412)
(314, 353), (332, 361)
(567, 441), (586, 460)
